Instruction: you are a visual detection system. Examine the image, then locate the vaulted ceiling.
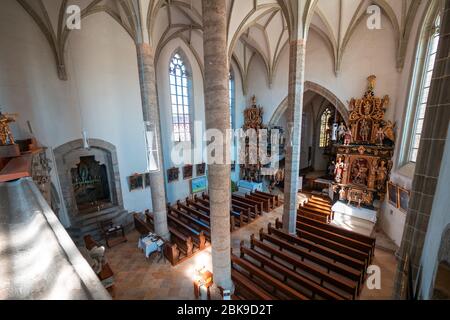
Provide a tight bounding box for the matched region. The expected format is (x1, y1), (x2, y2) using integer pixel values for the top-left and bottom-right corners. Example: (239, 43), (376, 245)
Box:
(16, 0), (426, 84)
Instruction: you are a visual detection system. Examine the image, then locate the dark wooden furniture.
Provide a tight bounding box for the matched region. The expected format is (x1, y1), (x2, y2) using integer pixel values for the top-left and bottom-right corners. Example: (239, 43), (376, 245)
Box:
(99, 220), (127, 248)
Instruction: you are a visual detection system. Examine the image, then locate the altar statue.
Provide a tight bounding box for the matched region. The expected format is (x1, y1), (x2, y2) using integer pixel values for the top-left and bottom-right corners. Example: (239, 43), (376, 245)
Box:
(337, 122), (347, 144)
(334, 157), (346, 183)
(360, 119), (370, 142)
(376, 127), (385, 145)
(344, 128), (353, 146)
(0, 112), (17, 146)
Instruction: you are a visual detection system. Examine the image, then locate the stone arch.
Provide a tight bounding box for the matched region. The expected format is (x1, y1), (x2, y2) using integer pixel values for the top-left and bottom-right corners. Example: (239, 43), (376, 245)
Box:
(268, 81), (349, 126)
(432, 224), (450, 299)
(53, 138), (123, 221)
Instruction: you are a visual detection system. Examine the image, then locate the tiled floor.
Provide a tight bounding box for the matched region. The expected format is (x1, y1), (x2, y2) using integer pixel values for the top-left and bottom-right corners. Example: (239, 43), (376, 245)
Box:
(106, 200), (398, 300)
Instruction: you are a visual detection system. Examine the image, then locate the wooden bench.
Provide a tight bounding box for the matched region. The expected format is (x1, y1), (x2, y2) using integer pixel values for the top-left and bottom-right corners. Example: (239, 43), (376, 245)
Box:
(240, 242), (346, 300)
(250, 192), (274, 210)
(231, 269), (278, 300)
(232, 194), (264, 213)
(298, 208), (329, 224)
(231, 254), (309, 300)
(298, 215), (376, 256)
(169, 207), (211, 240)
(167, 212), (207, 250)
(250, 234), (358, 299)
(261, 227), (363, 286)
(245, 194), (270, 212)
(297, 221), (373, 261)
(254, 190), (280, 207)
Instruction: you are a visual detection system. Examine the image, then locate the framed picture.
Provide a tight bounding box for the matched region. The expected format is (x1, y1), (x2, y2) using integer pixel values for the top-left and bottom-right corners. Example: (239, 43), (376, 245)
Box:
(387, 181), (398, 208)
(183, 165), (193, 180)
(144, 173), (151, 188)
(129, 174), (144, 191)
(191, 176), (208, 194)
(196, 163), (206, 176)
(398, 187), (411, 213)
(167, 167), (180, 183)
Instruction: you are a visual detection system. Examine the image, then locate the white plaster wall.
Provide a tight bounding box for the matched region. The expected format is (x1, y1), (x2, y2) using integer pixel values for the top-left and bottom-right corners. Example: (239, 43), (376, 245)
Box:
(0, 1), (152, 220)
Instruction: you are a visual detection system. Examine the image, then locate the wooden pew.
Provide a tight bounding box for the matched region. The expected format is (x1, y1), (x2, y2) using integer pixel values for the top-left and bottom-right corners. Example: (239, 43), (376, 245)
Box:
(240, 242), (346, 300)
(167, 211), (207, 250)
(232, 194), (264, 213)
(188, 197), (244, 228)
(297, 221), (373, 261)
(261, 227), (363, 286)
(295, 223), (370, 267)
(197, 194), (253, 222)
(203, 192), (259, 216)
(297, 209), (329, 224)
(231, 269), (278, 300)
(134, 213), (152, 236)
(231, 254), (309, 300)
(169, 207), (211, 240)
(254, 190), (279, 207)
(298, 215), (376, 255)
(249, 192), (274, 210)
(245, 194), (270, 212)
(250, 234), (358, 299)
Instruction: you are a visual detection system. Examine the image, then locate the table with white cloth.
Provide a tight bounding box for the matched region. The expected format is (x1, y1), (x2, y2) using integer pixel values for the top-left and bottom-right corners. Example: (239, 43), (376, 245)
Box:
(138, 233), (165, 259)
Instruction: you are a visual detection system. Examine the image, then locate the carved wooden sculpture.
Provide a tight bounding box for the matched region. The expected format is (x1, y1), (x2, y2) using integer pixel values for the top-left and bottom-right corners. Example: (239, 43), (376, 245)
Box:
(334, 76), (395, 206)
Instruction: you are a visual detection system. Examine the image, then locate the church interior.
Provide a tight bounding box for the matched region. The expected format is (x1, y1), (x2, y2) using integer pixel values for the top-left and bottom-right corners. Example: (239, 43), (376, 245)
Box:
(0, 0), (449, 301)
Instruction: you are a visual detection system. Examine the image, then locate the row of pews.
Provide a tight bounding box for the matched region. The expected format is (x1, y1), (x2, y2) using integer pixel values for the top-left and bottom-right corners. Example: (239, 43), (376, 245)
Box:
(231, 215), (376, 300)
(134, 190), (280, 266)
(297, 194), (334, 223)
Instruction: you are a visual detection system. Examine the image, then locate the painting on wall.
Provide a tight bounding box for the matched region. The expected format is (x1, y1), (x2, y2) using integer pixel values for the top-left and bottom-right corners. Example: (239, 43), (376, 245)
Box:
(191, 176), (208, 194)
(398, 187), (411, 213)
(196, 163), (206, 176)
(129, 174), (144, 192)
(387, 181), (398, 208)
(144, 173), (151, 188)
(183, 165), (193, 180)
(167, 167), (180, 183)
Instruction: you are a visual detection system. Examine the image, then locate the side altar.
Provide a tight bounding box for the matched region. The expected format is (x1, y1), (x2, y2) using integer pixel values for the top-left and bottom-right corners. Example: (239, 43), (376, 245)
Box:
(333, 75), (395, 208)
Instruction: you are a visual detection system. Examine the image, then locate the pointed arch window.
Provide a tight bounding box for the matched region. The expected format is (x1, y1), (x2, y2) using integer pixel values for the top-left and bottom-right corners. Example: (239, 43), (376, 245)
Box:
(229, 71), (235, 129)
(169, 53), (191, 142)
(319, 108), (332, 148)
(409, 15), (441, 162)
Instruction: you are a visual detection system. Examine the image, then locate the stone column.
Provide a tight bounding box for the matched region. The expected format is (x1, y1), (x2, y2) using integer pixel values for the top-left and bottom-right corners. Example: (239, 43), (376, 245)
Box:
(136, 43), (170, 240)
(202, 0), (233, 293)
(393, 0), (450, 299)
(282, 39), (307, 235)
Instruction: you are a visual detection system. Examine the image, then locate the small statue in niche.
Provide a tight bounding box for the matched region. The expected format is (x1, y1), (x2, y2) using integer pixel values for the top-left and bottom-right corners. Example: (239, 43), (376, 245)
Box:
(344, 128), (353, 146)
(334, 157), (346, 183)
(376, 127), (385, 145)
(337, 122), (347, 144)
(360, 119), (370, 142)
(376, 160), (388, 191)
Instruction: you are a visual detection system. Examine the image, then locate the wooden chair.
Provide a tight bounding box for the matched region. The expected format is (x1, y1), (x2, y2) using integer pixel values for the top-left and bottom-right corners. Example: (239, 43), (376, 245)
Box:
(99, 219), (127, 248)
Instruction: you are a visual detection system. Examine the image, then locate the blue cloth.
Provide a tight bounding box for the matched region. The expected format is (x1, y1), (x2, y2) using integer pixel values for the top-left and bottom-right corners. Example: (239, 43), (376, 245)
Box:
(138, 234), (163, 258)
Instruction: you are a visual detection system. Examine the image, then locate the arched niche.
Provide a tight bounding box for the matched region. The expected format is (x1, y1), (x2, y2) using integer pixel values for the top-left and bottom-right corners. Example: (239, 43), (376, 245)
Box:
(53, 139), (124, 221)
(268, 81), (349, 127)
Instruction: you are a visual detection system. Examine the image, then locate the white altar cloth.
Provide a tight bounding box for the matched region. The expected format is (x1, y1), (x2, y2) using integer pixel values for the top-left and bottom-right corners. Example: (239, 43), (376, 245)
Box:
(332, 201), (378, 223)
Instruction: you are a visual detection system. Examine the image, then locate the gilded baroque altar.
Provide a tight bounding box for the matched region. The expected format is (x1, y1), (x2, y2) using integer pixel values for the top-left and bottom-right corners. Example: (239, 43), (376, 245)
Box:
(333, 76), (395, 207)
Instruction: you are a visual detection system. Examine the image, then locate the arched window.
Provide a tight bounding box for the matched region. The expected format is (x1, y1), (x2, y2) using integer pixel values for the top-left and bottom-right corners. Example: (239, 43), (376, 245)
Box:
(409, 14), (441, 162)
(169, 52), (191, 142)
(319, 108), (332, 148)
(229, 71), (235, 129)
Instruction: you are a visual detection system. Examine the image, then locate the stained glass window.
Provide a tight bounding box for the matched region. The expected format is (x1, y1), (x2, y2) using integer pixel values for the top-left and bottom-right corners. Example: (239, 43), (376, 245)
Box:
(319, 108), (332, 148)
